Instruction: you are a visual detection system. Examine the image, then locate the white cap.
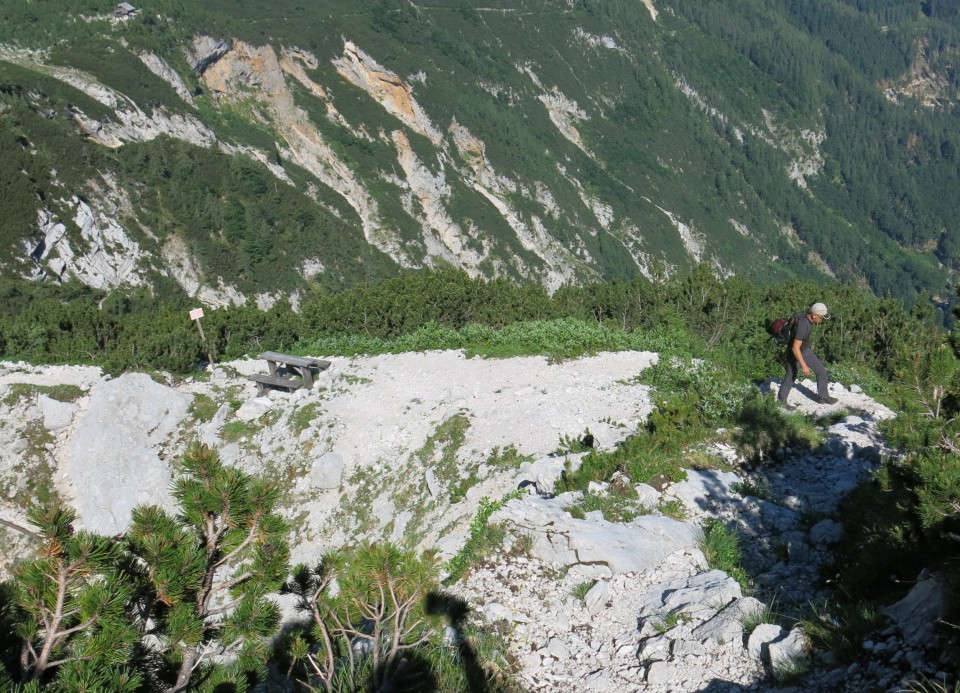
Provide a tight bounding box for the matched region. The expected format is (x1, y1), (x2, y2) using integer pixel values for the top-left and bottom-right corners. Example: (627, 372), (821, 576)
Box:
(810, 302), (831, 319)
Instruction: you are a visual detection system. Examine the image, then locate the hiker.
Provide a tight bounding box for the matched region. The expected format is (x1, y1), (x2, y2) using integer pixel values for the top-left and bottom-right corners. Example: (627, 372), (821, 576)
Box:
(777, 302), (838, 409)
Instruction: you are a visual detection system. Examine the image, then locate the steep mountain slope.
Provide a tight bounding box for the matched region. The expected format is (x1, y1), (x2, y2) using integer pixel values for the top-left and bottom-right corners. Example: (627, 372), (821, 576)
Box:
(1, 0), (959, 307)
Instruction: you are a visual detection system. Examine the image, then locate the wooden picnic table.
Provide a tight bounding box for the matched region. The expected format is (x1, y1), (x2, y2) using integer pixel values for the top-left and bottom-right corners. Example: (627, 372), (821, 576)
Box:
(249, 351), (331, 395)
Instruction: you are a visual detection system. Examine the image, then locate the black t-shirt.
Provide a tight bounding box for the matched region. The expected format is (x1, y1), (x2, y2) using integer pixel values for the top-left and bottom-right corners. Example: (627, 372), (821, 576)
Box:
(792, 314), (814, 347)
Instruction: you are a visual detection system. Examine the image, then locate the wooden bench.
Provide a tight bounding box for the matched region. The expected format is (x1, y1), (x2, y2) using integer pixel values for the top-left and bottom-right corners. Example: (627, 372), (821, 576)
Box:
(248, 373), (304, 396)
(248, 352), (331, 395)
(259, 351), (331, 388)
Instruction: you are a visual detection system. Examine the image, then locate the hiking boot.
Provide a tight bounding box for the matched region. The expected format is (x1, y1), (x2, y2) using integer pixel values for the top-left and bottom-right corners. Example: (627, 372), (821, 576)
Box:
(777, 400), (796, 411)
(818, 396), (839, 405)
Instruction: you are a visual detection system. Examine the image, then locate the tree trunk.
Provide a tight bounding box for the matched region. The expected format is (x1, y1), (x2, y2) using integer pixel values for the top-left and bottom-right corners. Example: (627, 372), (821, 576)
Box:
(168, 646), (197, 693)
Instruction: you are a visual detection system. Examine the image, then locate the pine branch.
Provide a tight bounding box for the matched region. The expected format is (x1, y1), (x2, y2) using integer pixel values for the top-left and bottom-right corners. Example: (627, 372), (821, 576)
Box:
(210, 571), (252, 596)
(211, 517), (261, 574)
(204, 597), (241, 618)
(0, 516), (42, 540)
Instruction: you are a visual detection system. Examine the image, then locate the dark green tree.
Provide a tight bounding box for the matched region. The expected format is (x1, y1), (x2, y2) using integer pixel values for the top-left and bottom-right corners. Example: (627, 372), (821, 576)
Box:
(127, 442), (290, 692)
(3, 506), (140, 691)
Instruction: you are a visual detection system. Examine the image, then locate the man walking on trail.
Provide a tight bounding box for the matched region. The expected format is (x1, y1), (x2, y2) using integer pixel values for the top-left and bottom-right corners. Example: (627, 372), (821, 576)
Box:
(777, 302), (838, 409)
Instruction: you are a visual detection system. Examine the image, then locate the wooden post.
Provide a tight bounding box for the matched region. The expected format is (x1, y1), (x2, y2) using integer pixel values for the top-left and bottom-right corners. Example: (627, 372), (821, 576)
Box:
(189, 307), (215, 367)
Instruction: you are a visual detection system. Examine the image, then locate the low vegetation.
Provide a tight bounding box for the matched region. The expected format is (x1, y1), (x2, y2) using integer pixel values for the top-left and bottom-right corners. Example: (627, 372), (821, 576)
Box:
(698, 518), (749, 591)
(0, 445), (521, 691)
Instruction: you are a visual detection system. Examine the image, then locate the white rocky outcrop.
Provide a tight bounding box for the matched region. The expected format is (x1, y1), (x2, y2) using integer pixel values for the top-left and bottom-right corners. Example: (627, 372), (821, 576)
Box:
(193, 36), (408, 264)
(492, 495), (698, 575)
(32, 195), (152, 289)
(67, 373), (190, 535)
(138, 51), (196, 105)
(53, 61), (217, 148)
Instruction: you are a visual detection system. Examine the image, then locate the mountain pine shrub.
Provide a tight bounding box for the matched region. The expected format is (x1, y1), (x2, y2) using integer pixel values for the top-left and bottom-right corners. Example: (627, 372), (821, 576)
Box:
(4, 506), (141, 690)
(127, 442), (290, 692)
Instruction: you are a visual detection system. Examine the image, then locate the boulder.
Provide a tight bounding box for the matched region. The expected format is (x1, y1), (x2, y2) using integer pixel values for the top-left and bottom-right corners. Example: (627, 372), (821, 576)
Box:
(881, 571), (949, 645)
(235, 396), (273, 422)
(768, 627), (807, 669)
(492, 496), (698, 573)
(583, 579), (609, 615)
(747, 623), (785, 661)
(692, 596), (764, 646)
(310, 451), (344, 490)
(37, 394), (77, 431)
(657, 569), (742, 617)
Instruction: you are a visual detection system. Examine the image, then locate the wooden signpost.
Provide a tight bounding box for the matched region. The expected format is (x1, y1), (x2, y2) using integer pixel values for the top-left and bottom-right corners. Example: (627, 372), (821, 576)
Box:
(189, 307), (214, 366)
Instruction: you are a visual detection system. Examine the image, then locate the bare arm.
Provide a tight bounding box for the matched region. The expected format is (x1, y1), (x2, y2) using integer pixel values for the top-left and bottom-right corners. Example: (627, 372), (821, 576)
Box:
(791, 338), (810, 376)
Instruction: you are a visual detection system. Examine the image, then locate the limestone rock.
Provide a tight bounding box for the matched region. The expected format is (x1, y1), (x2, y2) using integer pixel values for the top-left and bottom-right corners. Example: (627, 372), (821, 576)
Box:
(493, 496), (698, 573)
(583, 579), (609, 615)
(236, 396), (273, 422)
(658, 569), (742, 615)
(769, 626), (807, 669)
(692, 596), (764, 646)
(748, 623), (785, 661)
(68, 373), (190, 535)
(881, 571), (949, 645)
(37, 394), (77, 431)
(310, 452), (344, 490)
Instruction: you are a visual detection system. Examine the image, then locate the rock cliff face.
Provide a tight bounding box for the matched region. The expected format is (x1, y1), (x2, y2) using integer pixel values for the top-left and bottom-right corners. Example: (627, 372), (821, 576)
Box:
(0, 353), (945, 690)
(32, 190), (151, 289)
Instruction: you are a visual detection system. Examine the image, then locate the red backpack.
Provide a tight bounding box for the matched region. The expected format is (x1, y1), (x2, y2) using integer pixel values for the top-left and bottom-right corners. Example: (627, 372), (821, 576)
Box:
(766, 314), (801, 345)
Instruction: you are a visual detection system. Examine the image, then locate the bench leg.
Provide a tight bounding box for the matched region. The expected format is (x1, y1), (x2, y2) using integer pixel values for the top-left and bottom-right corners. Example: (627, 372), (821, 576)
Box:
(299, 367), (314, 389)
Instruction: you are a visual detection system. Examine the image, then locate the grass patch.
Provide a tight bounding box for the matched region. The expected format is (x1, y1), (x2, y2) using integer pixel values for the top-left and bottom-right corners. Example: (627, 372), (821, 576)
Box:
(555, 429), (594, 455)
(575, 490), (646, 523)
(0, 423), (61, 508)
(799, 599), (882, 663)
(486, 444), (534, 469)
(739, 599), (780, 635)
(771, 652), (808, 684)
(682, 448), (732, 472)
(188, 393), (220, 422)
(557, 432), (688, 493)
(507, 532), (535, 557)
(415, 413), (471, 500)
(699, 518), (749, 590)
(901, 679), (960, 693)
(221, 420), (261, 443)
(289, 402), (322, 435)
(650, 611), (688, 633)
(339, 373), (373, 385)
(730, 392), (825, 463)
(572, 580), (595, 602)
(657, 498), (687, 520)
(333, 466), (384, 536)
(444, 492), (521, 584)
(730, 478), (770, 500)
(2, 383), (84, 406)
